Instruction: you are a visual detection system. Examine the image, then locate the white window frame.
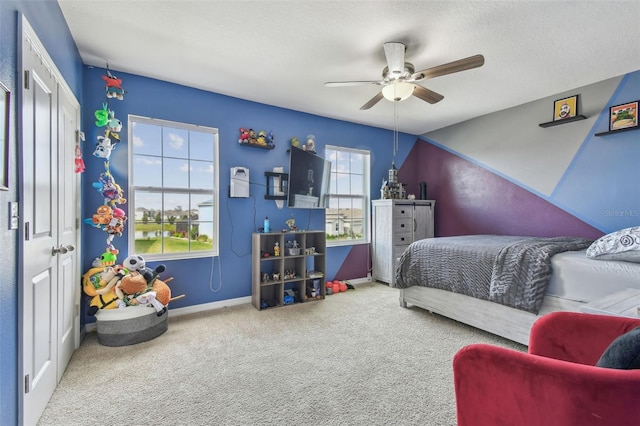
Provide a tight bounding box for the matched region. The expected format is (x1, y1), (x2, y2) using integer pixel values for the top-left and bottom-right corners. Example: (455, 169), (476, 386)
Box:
(325, 145), (370, 247)
(128, 115), (219, 260)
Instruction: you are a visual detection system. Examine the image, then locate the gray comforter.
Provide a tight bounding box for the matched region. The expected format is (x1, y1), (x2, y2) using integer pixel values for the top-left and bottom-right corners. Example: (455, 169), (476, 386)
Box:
(393, 235), (593, 313)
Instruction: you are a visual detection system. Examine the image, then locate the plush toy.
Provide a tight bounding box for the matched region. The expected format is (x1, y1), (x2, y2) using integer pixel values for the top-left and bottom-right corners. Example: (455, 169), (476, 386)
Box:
(96, 265), (126, 295)
(93, 248), (119, 267)
(102, 72), (125, 100)
(117, 270), (173, 316)
(104, 207), (127, 236)
(257, 130), (268, 146)
(92, 172), (127, 206)
(248, 129), (257, 144)
(134, 291), (166, 316)
(95, 103), (109, 127)
(82, 266), (124, 315)
(91, 205), (113, 226)
(117, 271), (148, 298)
(123, 255), (166, 284)
(74, 145), (85, 173)
(93, 134), (116, 159)
(238, 128), (250, 143)
(106, 110), (122, 133)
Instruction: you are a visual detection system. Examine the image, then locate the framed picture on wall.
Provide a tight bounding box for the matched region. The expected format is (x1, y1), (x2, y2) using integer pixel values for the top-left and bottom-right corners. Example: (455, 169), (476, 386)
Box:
(0, 81), (9, 191)
(553, 95), (579, 121)
(609, 101), (638, 132)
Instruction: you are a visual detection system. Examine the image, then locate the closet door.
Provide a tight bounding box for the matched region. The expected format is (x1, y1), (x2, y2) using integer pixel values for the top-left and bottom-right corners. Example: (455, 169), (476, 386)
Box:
(20, 17), (80, 425)
(21, 27), (59, 426)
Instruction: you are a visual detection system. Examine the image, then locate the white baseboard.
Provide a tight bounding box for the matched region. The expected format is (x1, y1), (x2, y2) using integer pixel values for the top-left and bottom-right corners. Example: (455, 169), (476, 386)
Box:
(81, 296), (252, 335)
(168, 296), (252, 317)
(345, 276), (374, 286)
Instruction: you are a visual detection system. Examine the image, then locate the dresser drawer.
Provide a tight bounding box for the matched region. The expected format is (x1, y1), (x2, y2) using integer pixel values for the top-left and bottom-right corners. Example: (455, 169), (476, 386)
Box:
(393, 245), (410, 270)
(393, 204), (414, 219)
(393, 218), (413, 234)
(393, 231), (412, 245)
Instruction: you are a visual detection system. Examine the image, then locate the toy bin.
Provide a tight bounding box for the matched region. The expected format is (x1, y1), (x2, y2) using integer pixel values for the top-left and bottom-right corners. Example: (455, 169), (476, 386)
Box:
(95, 305), (168, 347)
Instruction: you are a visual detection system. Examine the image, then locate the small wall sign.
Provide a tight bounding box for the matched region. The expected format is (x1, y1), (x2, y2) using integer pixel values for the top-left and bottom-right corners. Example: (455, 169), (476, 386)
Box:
(609, 101), (638, 132)
(553, 94), (579, 121)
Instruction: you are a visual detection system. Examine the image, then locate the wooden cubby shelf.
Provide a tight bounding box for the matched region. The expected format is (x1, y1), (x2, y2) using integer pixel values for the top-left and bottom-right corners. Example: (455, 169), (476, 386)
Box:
(252, 230), (326, 310)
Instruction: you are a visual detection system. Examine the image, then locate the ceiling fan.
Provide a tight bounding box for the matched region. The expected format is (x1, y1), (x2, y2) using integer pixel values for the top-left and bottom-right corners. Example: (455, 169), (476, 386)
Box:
(325, 42), (485, 110)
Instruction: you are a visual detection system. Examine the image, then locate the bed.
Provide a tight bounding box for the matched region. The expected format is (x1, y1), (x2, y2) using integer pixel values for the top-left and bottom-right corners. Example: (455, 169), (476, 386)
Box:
(393, 235), (640, 345)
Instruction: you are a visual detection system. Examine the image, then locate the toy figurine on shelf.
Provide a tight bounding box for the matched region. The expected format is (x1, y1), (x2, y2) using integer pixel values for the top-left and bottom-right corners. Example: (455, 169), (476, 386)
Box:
(286, 214), (297, 231)
(274, 241), (280, 257)
(305, 134), (316, 153)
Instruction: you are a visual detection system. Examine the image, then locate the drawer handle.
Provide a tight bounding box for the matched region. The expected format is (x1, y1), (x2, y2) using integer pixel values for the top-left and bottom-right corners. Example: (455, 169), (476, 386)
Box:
(400, 224), (405, 228)
(400, 237), (405, 241)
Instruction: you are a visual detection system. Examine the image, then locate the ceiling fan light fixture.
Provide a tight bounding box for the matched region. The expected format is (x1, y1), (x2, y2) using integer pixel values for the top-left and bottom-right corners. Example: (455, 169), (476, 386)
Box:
(382, 81), (414, 102)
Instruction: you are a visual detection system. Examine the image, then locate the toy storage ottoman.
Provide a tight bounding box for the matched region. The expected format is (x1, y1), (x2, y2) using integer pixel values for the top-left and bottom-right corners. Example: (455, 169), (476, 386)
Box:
(95, 306), (168, 346)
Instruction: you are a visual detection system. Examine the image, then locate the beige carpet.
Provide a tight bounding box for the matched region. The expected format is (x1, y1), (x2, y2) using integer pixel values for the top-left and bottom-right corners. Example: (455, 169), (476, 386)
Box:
(38, 283), (525, 425)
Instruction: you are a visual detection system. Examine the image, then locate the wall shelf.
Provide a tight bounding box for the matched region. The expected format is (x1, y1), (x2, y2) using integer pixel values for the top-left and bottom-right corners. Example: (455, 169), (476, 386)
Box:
(239, 141), (275, 150)
(539, 115), (587, 128)
(594, 126), (639, 137)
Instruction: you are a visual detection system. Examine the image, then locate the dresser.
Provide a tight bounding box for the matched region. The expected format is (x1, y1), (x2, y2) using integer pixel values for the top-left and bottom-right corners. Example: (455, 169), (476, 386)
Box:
(372, 199), (435, 285)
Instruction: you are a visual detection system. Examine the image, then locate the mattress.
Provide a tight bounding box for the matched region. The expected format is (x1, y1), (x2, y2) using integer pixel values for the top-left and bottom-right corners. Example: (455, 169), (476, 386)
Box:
(547, 250), (640, 302)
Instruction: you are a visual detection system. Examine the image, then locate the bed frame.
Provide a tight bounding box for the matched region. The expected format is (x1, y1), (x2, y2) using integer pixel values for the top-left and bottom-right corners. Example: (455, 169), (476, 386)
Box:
(399, 286), (581, 345)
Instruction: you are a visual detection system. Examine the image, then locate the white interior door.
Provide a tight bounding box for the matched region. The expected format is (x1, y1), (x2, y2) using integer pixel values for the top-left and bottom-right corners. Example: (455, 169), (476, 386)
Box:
(20, 17), (80, 426)
(56, 86), (80, 381)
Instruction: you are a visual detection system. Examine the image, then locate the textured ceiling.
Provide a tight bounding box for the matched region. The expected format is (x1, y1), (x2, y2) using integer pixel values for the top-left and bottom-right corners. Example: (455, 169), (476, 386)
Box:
(58, 1), (640, 135)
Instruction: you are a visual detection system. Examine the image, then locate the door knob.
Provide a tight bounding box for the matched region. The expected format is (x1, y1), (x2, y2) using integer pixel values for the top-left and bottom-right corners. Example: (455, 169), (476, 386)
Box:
(51, 244), (75, 256)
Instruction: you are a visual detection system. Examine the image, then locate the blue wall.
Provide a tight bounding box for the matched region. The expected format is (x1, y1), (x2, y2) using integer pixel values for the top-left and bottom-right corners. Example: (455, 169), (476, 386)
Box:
(81, 67), (416, 323)
(0, 1), (83, 423)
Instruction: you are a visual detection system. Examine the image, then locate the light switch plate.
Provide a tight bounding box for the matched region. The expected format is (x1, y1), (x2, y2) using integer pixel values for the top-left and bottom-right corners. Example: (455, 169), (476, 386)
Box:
(9, 202), (19, 230)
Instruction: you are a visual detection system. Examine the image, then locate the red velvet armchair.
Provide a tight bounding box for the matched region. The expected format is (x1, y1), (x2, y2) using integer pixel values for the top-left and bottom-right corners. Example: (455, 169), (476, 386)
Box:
(453, 311), (640, 426)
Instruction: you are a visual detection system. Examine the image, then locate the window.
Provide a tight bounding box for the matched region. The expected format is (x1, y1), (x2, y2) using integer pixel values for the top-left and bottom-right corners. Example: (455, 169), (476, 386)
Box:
(128, 116), (219, 259)
(325, 145), (370, 246)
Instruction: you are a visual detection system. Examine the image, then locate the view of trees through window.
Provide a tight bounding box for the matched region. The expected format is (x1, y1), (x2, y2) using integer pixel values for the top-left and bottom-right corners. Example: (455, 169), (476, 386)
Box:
(325, 146), (370, 245)
(129, 116), (219, 258)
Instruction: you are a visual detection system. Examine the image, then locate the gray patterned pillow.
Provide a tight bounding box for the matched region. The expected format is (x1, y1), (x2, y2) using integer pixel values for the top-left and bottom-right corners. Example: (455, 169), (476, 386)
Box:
(586, 226), (640, 263)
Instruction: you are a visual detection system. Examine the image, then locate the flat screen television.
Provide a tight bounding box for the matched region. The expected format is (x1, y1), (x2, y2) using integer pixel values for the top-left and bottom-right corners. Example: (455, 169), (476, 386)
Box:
(287, 146), (331, 209)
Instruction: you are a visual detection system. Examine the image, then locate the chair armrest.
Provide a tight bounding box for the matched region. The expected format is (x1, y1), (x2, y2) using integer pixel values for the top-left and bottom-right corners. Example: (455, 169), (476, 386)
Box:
(529, 311), (640, 365)
(454, 343), (640, 426)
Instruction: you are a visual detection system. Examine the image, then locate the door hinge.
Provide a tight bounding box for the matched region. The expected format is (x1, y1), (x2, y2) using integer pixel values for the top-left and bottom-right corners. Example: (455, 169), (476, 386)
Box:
(24, 221), (30, 241)
(24, 374), (30, 394)
(76, 218), (80, 229)
(24, 70), (30, 90)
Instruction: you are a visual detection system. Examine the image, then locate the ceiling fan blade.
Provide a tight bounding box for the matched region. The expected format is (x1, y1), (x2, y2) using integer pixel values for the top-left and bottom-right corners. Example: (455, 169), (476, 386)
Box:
(360, 92), (385, 110)
(325, 80), (383, 87)
(411, 54), (485, 81)
(383, 42), (406, 76)
(412, 85), (444, 104)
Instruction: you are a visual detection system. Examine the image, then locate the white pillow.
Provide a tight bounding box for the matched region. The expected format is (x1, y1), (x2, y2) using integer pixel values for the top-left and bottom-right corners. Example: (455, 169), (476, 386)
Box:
(586, 226), (640, 263)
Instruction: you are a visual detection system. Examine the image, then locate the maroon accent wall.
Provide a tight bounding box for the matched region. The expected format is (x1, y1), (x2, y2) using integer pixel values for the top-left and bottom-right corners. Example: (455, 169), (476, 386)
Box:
(400, 139), (603, 239)
(333, 244), (371, 281)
